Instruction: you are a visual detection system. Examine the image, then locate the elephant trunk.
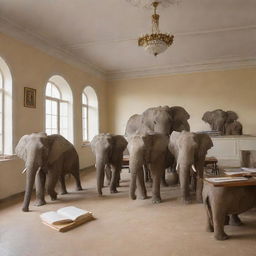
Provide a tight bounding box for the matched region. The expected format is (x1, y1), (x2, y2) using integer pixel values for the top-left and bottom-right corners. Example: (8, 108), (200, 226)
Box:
(22, 166), (42, 212)
(95, 156), (107, 196)
(178, 163), (191, 203)
(129, 152), (143, 200)
(22, 150), (41, 212)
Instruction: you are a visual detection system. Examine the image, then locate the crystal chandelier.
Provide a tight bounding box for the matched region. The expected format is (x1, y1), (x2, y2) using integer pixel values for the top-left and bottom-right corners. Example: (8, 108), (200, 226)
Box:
(138, 1), (174, 56)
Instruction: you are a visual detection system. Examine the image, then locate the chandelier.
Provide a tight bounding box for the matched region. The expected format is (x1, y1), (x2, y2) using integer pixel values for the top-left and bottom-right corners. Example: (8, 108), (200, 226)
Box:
(137, 1), (174, 56)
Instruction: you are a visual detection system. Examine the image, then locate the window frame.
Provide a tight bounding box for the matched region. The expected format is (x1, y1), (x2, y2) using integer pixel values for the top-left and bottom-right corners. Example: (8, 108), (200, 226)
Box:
(45, 81), (69, 137)
(0, 70), (4, 155)
(82, 92), (89, 142)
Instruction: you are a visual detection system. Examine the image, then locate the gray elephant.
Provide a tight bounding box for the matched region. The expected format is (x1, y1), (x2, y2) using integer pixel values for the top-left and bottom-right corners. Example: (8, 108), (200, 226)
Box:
(169, 131), (213, 203)
(240, 150), (256, 167)
(202, 109), (243, 135)
(127, 133), (169, 203)
(15, 132), (82, 212)
(125, 106), (190, 137)
(91, 134), (127, 196)
(225, 120), (243, 135)
(203, 182), (256, 240)
(202, 109), (227, 135)
(125, 106), (190, 185)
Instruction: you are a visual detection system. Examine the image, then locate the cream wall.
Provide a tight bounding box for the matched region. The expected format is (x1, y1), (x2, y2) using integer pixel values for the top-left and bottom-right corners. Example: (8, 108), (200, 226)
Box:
(107, 68), (256, 135)
(0, 33), (107, 199)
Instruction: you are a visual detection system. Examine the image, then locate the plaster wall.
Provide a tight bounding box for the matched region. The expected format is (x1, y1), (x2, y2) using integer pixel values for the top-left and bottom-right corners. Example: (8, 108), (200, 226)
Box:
(0, 33), (106, 199)
(107, 68), (256, 136)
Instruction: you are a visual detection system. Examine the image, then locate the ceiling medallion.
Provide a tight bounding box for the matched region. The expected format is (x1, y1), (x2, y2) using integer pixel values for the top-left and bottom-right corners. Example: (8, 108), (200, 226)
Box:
(137, 1), (174, 56)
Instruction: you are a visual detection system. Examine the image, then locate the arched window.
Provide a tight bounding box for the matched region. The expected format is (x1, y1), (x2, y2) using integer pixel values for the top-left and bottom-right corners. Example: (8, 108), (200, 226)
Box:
(82, 86), (99, 142)
(45, 75), (73, 142)
(0, 57), (12, 155)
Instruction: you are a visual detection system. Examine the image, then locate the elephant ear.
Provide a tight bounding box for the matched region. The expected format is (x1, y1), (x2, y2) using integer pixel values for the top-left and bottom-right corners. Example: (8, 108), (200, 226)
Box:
(226, 111), (238, 123)
(202, 111), (212, 123)
(47, 135), (73, 164)
(15, 135), (30, 161)
(169, 106), (190, 121)
(113, 135), (128, 153)
(196, 134), (213, 159)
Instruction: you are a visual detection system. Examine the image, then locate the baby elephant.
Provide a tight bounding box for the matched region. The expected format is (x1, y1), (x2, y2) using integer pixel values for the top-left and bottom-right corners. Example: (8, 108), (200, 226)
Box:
(91, 134), (127, 196)
(203, 182), (256, 240)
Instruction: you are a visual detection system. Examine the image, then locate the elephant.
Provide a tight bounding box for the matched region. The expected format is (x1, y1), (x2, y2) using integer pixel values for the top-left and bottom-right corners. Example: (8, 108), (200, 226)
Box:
(127, 133), (169, 203)
(125, 106), (190, 137)
(15, 132), (82, 212)
(225, 120), (243, 135)
(91, 133), (128, 196)
(240, 150), (256, 168)
(125, 106), (190, 185)
(203, 182), (256, 240)
(202, 109), (243, 135)
(202, 109), (227, 135)
(168, 131), (213, 203)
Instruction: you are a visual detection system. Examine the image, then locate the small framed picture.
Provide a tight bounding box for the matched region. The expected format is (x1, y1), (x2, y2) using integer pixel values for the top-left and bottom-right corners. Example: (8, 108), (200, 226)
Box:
(24, 87), (36, 108)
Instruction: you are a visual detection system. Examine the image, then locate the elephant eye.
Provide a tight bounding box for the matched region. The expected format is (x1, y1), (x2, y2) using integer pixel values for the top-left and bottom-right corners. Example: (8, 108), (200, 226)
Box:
(153, 121), (157, 124)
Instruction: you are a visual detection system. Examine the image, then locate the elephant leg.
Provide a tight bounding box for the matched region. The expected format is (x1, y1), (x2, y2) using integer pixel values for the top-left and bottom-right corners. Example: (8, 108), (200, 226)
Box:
(59, 175), (68, 195)
(136, 167), (147, 200)
(35, 170), (46, 206)
(229, 214), (243, 226)
(72, 171), (82, 191)
(196, 177), (204, 203)
(47, 168), (59, 201)
(213, 211), (229, 240)
(151, 164), (163, 204)
(161, 169), (168, 187)
(143, 164), (152, 183)
(116, 170), (121, 187)
(110, 164), (120, 194)
(105, 165), (112, 186)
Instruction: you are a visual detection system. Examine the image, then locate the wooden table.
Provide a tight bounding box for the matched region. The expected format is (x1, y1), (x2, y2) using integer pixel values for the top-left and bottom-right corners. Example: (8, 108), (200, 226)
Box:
(205, 177), (256, 187)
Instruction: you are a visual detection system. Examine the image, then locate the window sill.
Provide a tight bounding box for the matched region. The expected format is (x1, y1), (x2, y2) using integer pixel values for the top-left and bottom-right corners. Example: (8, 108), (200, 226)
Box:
(0, 155), (17, 162)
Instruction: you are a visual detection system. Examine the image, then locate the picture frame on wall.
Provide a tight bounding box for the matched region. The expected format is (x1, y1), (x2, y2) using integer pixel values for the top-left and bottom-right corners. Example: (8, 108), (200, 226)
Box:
(24, 87), (36, 108)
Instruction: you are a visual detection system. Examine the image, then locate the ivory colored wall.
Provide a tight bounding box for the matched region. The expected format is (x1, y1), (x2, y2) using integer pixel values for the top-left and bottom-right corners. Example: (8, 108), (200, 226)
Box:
(0, 33), (107, 199)
(107, 68), (256, 135)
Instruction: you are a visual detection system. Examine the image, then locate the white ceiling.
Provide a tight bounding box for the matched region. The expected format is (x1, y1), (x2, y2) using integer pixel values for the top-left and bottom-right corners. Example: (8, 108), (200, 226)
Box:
(0, 0), (256, 79)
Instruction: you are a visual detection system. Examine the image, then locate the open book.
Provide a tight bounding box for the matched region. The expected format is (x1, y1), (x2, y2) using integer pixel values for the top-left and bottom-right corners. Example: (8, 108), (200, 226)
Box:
(40, 206), (93, 226)
(205, 177), (248, 183)
(224, 168), (256, 176)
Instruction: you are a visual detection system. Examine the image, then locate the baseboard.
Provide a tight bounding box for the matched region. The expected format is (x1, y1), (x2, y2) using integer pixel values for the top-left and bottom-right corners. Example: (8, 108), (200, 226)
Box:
(0, 166), (95, 203)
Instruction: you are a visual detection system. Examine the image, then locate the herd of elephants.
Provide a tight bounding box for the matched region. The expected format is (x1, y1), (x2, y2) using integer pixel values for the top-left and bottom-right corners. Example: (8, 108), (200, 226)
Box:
(16, 106), (256, 241)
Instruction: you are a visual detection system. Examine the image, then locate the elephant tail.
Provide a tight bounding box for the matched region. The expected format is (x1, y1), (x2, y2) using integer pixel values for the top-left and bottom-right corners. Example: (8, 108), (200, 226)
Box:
(205, 196), (213, 227)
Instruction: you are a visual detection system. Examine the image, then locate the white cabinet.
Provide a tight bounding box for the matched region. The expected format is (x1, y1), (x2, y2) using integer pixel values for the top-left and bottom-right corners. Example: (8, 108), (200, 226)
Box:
(207, 135), (256, 167)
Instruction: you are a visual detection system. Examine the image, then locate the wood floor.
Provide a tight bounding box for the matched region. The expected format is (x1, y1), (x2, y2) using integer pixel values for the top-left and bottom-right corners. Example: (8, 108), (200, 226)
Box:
(1, 168), (256, 256)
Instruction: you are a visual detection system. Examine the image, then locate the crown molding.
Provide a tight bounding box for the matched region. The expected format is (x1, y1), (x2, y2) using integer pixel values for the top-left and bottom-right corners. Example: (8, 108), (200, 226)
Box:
(65, 25), (256, 49)
(106, 57), (256, 80)
(0, 17), (106, 79)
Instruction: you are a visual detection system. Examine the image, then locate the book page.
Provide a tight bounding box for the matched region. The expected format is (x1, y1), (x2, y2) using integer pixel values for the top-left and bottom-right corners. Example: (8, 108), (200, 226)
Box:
(241, 168), (256, 173)
(40, 211), (72, 225)
(205, 177), (248, 183)
(57, 206), (91, 221)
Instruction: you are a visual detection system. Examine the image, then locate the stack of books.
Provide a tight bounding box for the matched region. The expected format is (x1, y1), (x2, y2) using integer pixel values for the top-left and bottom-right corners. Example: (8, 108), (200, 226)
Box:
(40, 206), (94, 232)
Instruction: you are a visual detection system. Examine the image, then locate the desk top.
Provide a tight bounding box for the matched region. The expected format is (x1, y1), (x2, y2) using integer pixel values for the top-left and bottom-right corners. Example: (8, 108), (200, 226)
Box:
(204, 177), (256, 187)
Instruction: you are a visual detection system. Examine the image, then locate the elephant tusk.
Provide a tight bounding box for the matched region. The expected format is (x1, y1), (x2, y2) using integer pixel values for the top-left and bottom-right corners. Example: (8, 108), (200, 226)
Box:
(22, 168), (27, 174)
(192, 164), (197, 173)
(36, 166), (41, 174)
(176, 163), (179, 171)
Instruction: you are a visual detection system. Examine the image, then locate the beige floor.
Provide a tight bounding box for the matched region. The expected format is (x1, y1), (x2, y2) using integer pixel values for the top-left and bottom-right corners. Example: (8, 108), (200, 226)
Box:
(1, 168), (256, 256)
